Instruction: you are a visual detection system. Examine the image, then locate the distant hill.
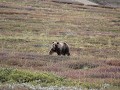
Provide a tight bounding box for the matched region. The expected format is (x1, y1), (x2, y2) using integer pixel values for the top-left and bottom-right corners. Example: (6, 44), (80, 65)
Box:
(52, 0), (120, 7)
(89, 0), (120, 7)
(52, 0), (98, 5)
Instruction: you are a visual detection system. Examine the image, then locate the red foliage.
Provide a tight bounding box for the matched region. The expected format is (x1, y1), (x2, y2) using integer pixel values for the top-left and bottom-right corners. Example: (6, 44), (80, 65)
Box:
(106, 60), (120, 66)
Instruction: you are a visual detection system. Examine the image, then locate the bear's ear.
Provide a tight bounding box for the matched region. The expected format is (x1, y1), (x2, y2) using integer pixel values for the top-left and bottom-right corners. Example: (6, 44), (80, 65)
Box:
(52, 42), (54, 43)
(57, 42), (59, 44)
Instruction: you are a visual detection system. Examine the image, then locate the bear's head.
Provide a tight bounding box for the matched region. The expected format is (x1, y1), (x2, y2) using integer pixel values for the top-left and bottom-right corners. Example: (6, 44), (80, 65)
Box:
(49, 42), (59, 55)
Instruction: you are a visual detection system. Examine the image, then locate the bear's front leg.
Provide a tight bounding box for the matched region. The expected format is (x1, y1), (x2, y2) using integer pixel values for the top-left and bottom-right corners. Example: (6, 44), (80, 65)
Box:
(57, 51), (61, 56)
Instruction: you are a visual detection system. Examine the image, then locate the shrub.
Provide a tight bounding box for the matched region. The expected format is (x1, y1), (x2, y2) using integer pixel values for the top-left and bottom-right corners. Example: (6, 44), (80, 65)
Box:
(0, 68), (13, 83)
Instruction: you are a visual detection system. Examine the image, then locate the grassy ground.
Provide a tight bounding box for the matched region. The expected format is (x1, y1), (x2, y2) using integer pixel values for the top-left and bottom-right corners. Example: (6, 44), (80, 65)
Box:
(0, 0), (120, 89)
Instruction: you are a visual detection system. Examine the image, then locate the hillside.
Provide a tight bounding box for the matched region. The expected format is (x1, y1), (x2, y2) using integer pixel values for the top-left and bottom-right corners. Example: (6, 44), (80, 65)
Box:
(52, 0), (120, 7)
(0, 0), (120, 89)
(89, 0), (120, 7)
(52, 0), (98, 5)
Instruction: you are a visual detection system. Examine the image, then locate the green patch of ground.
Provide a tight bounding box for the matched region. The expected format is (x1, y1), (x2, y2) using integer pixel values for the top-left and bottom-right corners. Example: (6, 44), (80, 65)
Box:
(0, 68), (75, 86)
(0, 68), (102, 89)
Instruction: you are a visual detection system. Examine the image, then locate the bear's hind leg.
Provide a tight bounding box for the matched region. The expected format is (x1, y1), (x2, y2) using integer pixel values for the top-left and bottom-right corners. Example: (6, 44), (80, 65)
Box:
(67, 52), (70, 56)
(64, 49), (70, 56)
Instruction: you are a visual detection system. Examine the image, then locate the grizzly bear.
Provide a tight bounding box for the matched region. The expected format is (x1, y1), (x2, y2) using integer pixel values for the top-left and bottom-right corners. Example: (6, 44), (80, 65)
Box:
(49, 42), (70, 56)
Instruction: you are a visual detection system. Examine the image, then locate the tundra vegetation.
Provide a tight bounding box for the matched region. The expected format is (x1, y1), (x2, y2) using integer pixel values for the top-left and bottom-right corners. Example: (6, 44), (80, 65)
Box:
(0, 0), (120, 89)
